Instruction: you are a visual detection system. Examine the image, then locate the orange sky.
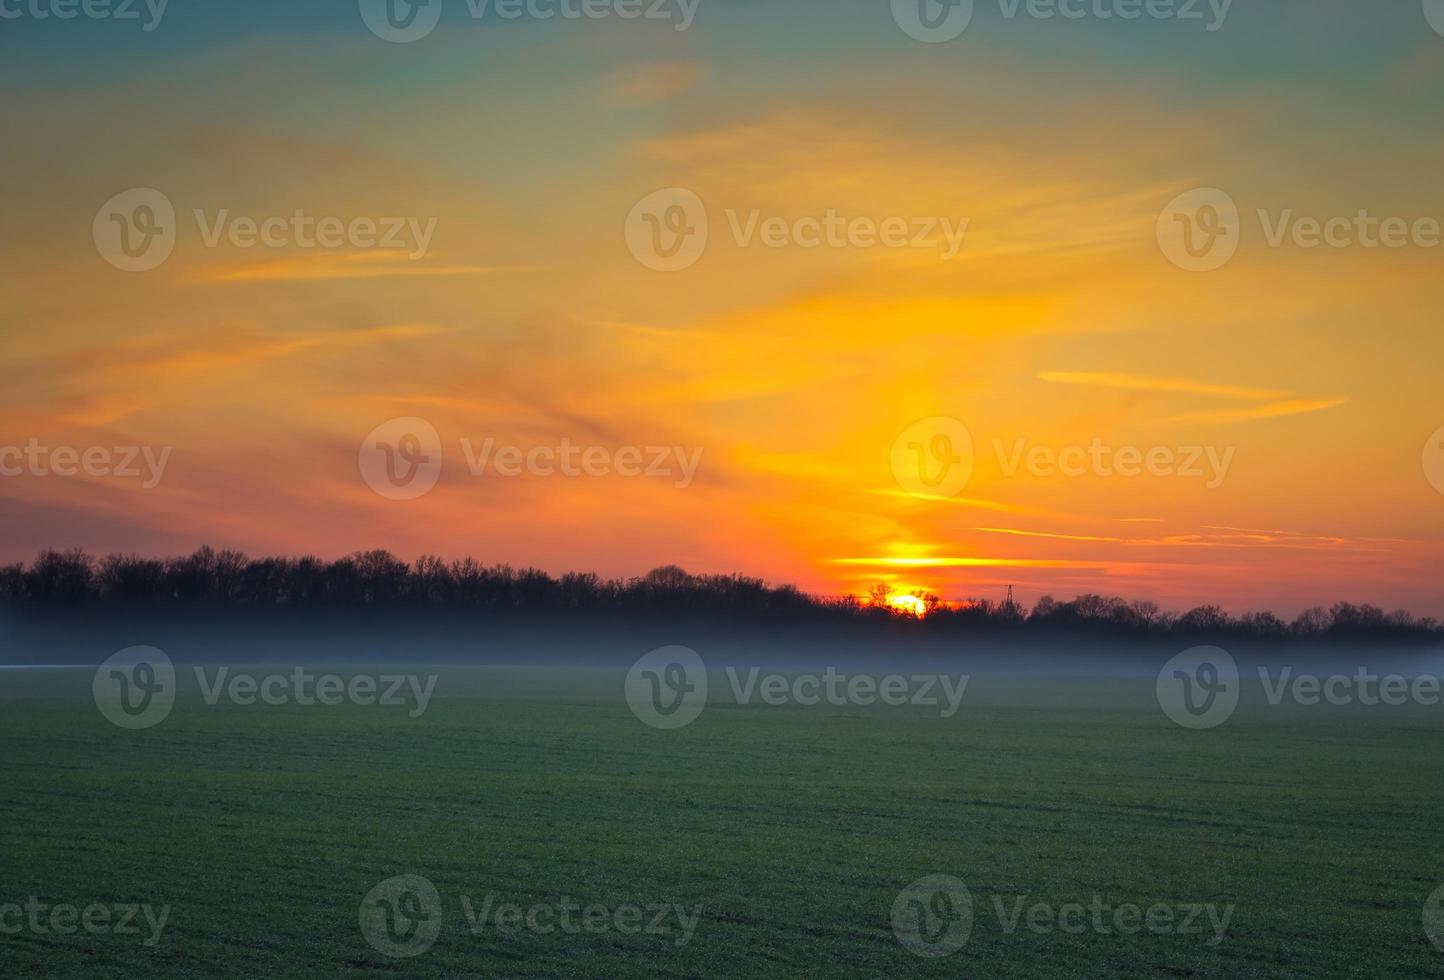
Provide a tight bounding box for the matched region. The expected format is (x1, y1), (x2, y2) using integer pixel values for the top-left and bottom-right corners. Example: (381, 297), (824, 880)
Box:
(3, 1), (1443, 616)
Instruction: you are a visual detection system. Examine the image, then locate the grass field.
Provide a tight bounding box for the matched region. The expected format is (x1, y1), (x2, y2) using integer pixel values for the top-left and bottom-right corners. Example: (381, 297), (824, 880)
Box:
(2, 664), (1443, 978)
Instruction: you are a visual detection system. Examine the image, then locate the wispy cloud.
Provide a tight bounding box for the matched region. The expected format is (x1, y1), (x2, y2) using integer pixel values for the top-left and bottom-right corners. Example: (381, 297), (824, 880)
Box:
(1037, 371), (1287, 401)
(1039, 371), (1347, 425)
(1159, 397), (1348, 425)
(969, 527), (1124, 543)
(832, 556), (1126, 570)
(607, 60), (702, 105)
(196, 253), (549, 284)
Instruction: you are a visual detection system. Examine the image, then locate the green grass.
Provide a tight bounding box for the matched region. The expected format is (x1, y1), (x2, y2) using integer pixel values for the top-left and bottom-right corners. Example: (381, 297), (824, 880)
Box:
(2, 665), (1442, 978)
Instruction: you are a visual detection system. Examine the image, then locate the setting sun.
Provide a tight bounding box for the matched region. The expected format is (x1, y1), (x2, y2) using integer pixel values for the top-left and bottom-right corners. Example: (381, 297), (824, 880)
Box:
(888, 595), (928, 617)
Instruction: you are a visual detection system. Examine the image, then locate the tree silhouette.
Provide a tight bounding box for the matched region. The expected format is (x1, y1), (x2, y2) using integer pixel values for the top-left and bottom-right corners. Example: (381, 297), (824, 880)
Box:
(0, 547), (1437, 644)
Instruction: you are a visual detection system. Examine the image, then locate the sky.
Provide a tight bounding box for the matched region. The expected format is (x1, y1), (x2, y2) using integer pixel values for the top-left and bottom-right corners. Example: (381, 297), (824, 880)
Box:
(2, 0), (1443, 616)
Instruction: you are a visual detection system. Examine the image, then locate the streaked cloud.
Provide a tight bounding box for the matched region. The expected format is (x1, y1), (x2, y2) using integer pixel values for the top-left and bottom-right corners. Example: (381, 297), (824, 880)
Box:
(197, 254), (550, 284)
(1038, 371), (1288, 401)
(1040, 371), (1348, 426)
(607, 60), (703, 105)
(1159, 397), (1349, 425)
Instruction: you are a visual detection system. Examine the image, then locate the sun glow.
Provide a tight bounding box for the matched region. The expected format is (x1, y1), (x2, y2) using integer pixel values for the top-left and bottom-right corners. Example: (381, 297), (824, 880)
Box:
(888, 595), (928, 617)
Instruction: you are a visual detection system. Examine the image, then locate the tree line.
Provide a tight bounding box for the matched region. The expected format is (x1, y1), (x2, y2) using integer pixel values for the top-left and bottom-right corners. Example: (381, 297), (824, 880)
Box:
(1, 547), (1439, 642)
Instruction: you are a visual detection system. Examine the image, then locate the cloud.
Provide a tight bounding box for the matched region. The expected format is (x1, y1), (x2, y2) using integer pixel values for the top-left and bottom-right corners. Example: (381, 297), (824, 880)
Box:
(1159, 397), (1349, 425)
(831, 556), (1130, 570)
(196, 253), (550, 283)
(1039, 371), (1347, 426)
(0, 325), (445, 430)
(607, 60), (702, 105)
(969, 527), (1125, 543)
(1037, 371), (1288, 401)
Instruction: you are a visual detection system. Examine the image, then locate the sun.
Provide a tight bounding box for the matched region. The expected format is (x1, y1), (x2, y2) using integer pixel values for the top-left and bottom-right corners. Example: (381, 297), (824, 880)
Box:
(888, 594), (928, 617)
